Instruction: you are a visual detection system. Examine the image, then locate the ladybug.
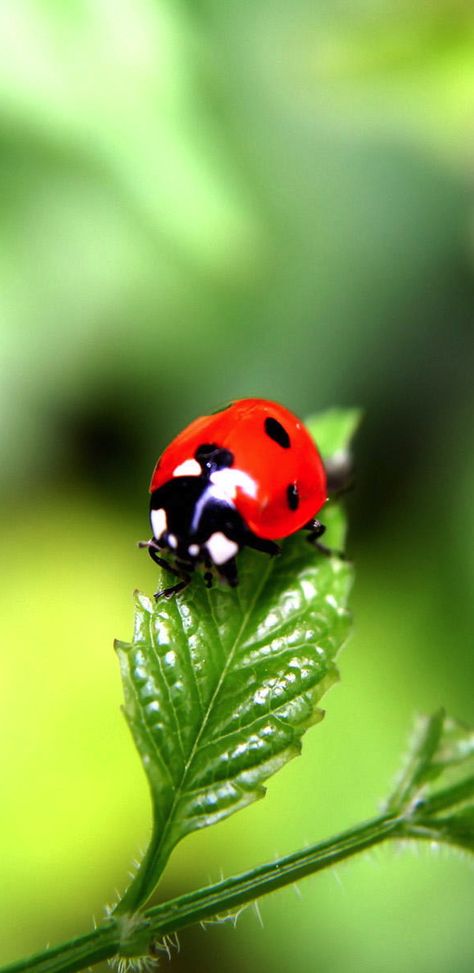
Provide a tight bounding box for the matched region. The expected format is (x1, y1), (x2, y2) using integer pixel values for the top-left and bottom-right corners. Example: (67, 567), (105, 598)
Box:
(141, 398), (329, 598)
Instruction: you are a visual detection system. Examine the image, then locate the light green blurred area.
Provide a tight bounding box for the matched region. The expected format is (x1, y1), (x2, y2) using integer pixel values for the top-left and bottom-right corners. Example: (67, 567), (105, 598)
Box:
(0, 1), (473, 971)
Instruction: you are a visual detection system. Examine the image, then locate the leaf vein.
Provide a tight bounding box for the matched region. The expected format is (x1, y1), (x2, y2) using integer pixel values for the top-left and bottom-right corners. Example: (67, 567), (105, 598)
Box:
(148, 556), (277, 859)
(146, 611), (187, 762)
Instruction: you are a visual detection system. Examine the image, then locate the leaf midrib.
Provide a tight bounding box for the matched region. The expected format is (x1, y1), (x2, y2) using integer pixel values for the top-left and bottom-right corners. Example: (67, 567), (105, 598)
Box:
(149, 556), (276, 860)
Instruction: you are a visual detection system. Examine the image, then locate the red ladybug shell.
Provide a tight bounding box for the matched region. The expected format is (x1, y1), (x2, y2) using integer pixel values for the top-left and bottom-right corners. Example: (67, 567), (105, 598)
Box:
(150, 398), (327, 541)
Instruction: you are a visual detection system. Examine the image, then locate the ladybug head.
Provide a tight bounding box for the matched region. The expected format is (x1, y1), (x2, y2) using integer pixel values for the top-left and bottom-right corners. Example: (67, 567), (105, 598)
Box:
(149, 473), (244, 569)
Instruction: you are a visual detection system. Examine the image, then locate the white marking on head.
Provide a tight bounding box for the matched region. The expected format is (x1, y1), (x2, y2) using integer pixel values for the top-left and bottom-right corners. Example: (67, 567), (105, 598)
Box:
(210, 468), (257, 501)
(191, 483), (232, 533)
(168, 534), (178, 549)
(190, 472), (255, 535)
(173, 459), (201, 477)
(188, 544), (200, 557)
(151, 507), (167, 539)
(206, 532), (239, 566)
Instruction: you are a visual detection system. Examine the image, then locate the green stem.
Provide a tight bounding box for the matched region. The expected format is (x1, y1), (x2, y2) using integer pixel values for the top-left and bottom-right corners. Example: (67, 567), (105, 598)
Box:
(420, 774), (474, 817)
(113, 824), (169, 916)
(0, 924), (120, 973)
(144, 812), (403, 936)
(0, 812), (404, 973)
(3, 784), (472, 973)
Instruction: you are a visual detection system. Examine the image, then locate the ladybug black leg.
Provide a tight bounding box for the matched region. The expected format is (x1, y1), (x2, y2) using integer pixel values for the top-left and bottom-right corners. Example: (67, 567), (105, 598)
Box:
(204, 570), (214, 589)
(201, 552), (215, 588)
(139, 539), (185, 580)
(138, 539), (191, 599)
(304, 518), (326, 540)
(304, 520), (346, 560)
(217, 557), (239, 588)
(155, 579), (190, 599)
(244, 534), (281, 558)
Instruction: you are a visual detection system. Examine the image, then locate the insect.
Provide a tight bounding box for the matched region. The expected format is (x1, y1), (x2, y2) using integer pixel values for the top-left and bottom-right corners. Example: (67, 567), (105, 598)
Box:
(141, 398), (330, 598)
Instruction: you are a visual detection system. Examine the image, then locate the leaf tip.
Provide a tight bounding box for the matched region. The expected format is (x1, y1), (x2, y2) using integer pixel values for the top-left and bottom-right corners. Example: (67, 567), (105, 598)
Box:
(133, 589), (154, 613)
(114, 638), (130, 653)
(305, 406), (363, 462)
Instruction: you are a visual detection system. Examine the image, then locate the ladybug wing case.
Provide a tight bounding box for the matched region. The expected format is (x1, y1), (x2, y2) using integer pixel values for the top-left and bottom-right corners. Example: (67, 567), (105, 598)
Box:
(151, 399), (326, 542)
(219, 400), (327, 540)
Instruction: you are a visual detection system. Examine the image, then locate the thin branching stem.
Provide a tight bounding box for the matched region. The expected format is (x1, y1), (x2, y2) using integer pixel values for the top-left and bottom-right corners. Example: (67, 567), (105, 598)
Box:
(1, 735), (472, 973)
(0, 812), (411, 973)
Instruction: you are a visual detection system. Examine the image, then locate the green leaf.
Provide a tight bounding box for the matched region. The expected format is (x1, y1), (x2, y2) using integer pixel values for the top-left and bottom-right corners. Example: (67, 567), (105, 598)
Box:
(306, 407), (363, 461)
(386, 710), (474, 854)
(426, 808), (474, 854)
(386, 709), (446, 813)
(115, 410), (356, 912)
(387, 710), (474, 813)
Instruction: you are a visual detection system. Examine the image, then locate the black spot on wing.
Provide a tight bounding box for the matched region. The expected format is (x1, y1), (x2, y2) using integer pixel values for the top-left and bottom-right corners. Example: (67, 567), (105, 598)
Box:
(287, 482), (299, 511)
(264, 416), (291, 449)
(195, 443), (234, 471)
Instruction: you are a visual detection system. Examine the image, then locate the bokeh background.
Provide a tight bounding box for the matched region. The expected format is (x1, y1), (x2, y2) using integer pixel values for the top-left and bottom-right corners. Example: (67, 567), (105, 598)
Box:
(0, 2), (473, 971)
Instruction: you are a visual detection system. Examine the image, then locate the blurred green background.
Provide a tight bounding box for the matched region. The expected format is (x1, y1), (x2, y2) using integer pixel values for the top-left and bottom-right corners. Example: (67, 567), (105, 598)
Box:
(0, 1), (473, 970)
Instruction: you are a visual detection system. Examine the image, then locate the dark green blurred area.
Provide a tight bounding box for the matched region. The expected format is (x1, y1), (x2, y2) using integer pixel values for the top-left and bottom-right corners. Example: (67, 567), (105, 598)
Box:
(0, 2), (473, 971)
